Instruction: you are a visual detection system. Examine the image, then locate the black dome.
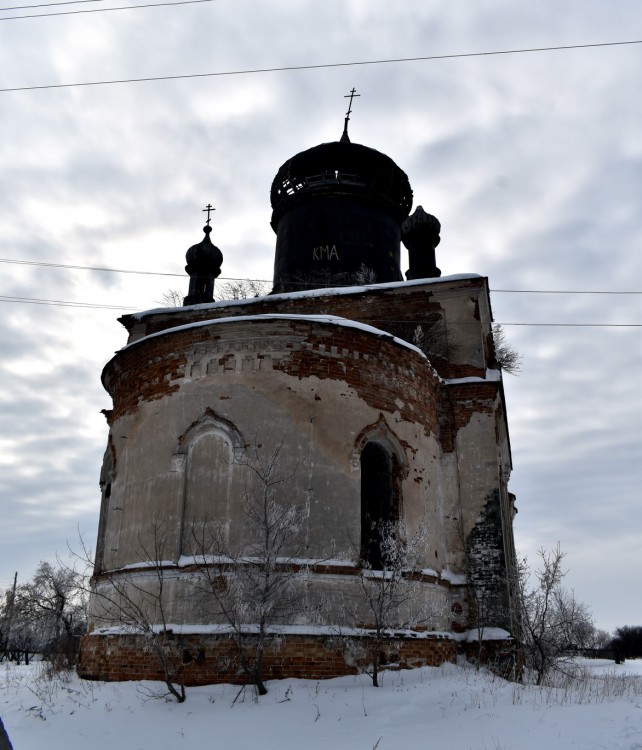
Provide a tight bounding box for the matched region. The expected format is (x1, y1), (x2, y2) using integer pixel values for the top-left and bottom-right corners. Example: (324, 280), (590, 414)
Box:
(183, 225), (223, 306)
(270, 140), (413, 229)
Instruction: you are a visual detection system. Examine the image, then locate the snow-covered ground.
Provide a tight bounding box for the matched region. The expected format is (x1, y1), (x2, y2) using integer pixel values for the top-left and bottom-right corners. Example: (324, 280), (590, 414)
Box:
(2, 659), (641, 750)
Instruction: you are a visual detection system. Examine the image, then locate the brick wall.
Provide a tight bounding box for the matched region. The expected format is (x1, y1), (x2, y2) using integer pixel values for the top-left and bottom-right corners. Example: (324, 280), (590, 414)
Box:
(103, 318), (444, 432)
(118, 276), (490, 380)
(77, 632), (457, 686)
(466, 490), (512, 630)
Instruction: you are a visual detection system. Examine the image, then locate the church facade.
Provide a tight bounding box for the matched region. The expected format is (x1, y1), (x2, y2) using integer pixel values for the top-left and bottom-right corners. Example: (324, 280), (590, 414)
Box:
(78, 118), (518, 685)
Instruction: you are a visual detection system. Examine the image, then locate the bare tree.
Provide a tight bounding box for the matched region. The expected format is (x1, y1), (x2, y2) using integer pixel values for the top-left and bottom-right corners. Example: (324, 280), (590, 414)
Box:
(517, 544), (596, 685)
(157, 279), (268, 309)
(610, 625), (642, 660)
(156, 289), (184, 307)
(189, 441), (312, 697)
(386, 318), (455, 367)
(343, 519), (430, 687)
(8, 561), (87, 668)
(590, 628), (613, 650)
(84, 519), (195, 702)
(217, 279), (268, 300)
(492, 323), (522, 375)
(1, 573), (40, 665)
(554, 589), (596, 651)
(468, 586), (493, 670)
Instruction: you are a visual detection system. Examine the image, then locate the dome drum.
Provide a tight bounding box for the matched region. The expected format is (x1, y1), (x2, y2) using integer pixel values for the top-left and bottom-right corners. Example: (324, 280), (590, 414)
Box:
(270, 141), (413, 291)
(272, 194), (404, 291)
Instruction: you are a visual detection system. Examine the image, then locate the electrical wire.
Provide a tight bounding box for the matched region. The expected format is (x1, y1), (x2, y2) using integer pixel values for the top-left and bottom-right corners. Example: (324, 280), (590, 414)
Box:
(0, 295), (134, 309)
(0, 0), (213, 20)
(1, 40), (640, 91)
(499, 323), (640, 327)
(491, 289), (641, 295)
(1, 0), (109, 10)
(1, 0), (210, 18)
(1, 257), (640, 296)
(1, 257), (185, 277)
(1, 294), (640, 327)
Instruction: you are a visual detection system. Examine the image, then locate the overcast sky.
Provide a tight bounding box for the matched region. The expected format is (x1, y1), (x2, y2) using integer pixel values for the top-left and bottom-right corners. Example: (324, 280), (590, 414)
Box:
(1, 0), (640, 633)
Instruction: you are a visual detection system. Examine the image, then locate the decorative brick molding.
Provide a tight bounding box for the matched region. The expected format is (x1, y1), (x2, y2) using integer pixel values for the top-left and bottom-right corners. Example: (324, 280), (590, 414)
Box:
(118, 276), (491, 381)
(77, 632), (457, 686)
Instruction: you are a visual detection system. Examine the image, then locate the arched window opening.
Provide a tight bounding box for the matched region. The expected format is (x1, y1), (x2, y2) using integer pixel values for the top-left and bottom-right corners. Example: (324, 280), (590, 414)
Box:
(361, 442), (396, 570)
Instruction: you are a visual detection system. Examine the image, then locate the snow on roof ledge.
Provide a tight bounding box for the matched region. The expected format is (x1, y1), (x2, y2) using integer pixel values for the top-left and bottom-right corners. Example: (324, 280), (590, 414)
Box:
(87, 623), (513, 642)
(445, 369), (502, 385)
(130, 273), (484, 321)
(121, 312), (431, 362)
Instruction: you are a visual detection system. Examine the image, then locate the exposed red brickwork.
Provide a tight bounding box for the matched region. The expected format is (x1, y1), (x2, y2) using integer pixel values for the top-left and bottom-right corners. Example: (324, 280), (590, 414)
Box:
(273, 321), (441, 431)
(103, 318), (451, 432)
(450, 382), (498, 431)
(118, 277), (489, 380)
(77, 632), (457, 686)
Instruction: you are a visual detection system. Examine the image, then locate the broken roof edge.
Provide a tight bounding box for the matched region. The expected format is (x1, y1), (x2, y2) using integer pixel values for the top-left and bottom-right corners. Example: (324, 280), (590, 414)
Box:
(125, 273), (485, 323)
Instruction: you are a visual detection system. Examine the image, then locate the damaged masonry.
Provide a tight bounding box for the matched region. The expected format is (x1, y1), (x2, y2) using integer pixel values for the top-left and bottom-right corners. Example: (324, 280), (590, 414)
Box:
(78, 109), (519, 687)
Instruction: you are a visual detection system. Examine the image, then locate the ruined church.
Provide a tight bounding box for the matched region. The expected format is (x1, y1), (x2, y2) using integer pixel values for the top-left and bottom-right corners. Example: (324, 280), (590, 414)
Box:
(78, 103), (518, 684)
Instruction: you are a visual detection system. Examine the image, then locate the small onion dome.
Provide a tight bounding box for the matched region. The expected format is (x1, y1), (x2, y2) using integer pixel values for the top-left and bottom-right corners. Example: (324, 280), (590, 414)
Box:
(402, 206), (442, 280)
(270, 140), (413, 230)
(183, 225), (223, 306)
(185, 225), (223, 269)
(402, 205), (441, 246)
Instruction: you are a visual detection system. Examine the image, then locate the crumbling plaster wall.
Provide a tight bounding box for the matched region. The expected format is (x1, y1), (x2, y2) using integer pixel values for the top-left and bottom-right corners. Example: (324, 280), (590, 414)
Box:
(120, 276), (494, 379)
(91, 276), (515, 638)
(98, 317), (452, 572)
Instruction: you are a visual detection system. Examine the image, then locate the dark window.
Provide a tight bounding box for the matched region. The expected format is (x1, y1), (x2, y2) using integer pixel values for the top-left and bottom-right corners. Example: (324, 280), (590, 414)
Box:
(360, 442), (394, 569)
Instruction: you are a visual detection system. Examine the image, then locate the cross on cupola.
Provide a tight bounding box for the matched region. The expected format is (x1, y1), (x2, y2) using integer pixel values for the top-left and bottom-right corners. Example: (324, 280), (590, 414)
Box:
(340, 87), (360, 143)
(183, 202), (223, 306)
(203, 203), (215, 227)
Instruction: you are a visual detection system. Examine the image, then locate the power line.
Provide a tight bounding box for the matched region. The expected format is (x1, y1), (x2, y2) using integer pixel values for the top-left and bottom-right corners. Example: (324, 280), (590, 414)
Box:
(0, 295), (134, 309)
(499, 323), (640, 328)
(1, 257), (185, 277)
(0, 0), (108, 10)
(0, 0), (213, 20)
(1, 39), (640, 92)
(492, 289), (641, 295)
(2, 257), (641, 295)
(1, 294), (640, 326)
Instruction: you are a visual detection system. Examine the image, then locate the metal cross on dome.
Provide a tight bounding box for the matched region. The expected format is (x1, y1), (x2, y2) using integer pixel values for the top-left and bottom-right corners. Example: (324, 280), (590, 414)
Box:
(202, 203), (215, 227)
(341, 87), (360, 142)
(344, 87), (360, 119)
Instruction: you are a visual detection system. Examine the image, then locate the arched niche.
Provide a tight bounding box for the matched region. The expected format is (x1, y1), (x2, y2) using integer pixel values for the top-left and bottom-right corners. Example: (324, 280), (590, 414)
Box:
(176, 411), (246, 557)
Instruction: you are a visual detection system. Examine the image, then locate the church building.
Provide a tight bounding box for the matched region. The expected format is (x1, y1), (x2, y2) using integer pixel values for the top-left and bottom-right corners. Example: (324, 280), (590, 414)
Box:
(78, 101), (518, 685)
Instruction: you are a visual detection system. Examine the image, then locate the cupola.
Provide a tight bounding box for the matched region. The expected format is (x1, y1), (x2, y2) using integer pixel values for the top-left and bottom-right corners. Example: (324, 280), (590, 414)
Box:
(270, 91), (413, 292)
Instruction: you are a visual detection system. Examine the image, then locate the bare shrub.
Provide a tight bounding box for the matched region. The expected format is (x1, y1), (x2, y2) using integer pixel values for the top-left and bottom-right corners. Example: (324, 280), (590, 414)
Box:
(189, 441), (314, 697)
(343, 519), (431, 687)
(492, 324), (522, 375)
(517, 544), (596, 686)
(82, 519), (195, 702)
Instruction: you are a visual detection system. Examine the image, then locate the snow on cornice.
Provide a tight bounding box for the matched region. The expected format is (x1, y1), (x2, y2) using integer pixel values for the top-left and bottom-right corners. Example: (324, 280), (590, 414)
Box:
(88, 621), (512, 641)
(117, 315), (503, 387)
(121, 312), (430, 362)
(89, 622), (461, 639)
(445, 369), (502, 385)
(130, 273), (484, 321)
